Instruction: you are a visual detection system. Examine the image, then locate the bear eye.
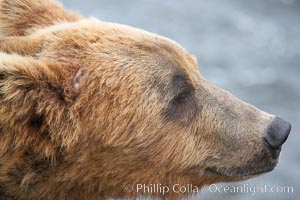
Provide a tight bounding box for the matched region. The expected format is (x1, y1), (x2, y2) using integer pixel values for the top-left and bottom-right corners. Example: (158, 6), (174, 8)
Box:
(174, 90), (190, 104)
(163, 88), (198, 125)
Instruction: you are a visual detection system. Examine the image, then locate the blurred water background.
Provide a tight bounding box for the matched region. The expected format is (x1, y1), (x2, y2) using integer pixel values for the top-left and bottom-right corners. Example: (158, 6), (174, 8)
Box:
(62, 0), (300, 199)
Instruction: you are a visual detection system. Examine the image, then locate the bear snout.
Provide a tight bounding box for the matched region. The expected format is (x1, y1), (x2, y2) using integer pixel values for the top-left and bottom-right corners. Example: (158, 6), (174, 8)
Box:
(263, 117), (291, 159)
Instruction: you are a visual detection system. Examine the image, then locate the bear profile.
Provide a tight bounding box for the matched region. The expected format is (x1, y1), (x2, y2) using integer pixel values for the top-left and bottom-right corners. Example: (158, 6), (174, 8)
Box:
(0, 0), (291, 199)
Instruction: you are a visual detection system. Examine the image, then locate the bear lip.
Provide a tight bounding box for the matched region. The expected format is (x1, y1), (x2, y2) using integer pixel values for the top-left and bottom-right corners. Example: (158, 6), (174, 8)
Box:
(205, 164), (277, 178)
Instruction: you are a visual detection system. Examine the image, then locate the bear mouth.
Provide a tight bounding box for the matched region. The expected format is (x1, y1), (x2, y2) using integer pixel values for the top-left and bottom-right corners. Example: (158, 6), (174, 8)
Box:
(205, 165), (275, 179)
(204, 151), (279, 179)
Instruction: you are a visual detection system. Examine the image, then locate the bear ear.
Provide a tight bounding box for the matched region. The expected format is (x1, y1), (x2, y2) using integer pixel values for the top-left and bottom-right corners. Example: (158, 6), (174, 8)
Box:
(0, 53), (81, 155)
(0, 0), (81, 36)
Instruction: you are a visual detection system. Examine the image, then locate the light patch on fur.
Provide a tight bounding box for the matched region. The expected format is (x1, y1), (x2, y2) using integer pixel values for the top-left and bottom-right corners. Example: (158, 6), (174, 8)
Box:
(20, 172), (35, 190)
(74, 67), (87, 90)
(33, 19), (98, 35)
(33, 21), (78, 35)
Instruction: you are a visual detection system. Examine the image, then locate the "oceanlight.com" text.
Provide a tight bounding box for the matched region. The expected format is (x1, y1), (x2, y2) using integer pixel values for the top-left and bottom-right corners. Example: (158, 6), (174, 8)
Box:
(124, 183), (294, 196)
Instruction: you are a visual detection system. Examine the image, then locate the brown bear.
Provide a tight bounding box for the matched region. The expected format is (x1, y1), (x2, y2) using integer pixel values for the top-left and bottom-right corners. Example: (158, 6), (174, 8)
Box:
(0, 0), (291, 199)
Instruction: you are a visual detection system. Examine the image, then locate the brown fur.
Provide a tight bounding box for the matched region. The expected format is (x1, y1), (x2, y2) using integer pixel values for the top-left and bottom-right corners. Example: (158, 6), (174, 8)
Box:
(0, 0), (280, 199)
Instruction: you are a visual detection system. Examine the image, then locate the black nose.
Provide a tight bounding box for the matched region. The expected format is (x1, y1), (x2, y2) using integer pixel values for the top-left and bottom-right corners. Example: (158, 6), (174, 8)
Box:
(263, 117), (291, 158)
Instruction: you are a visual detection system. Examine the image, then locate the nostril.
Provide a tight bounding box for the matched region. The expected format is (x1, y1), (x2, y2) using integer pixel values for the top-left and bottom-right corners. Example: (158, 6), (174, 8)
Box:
(264, 117), (291, 150)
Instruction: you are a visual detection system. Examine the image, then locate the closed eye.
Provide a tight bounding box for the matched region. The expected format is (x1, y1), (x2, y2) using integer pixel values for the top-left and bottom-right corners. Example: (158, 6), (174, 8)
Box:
(162, 70), (199, 125)
(164, 88), (199, 125)
(173, 90), (190, 104)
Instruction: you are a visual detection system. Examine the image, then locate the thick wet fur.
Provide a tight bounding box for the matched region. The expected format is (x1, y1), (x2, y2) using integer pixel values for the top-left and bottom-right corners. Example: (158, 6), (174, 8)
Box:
(0, 0), (291, 199)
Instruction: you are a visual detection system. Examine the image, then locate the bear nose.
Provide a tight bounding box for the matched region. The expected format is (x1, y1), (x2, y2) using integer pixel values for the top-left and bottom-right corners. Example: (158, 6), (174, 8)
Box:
(263, 117), (291, 157)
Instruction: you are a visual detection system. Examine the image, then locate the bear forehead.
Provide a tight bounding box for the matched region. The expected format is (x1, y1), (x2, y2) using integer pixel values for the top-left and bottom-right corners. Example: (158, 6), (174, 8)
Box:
(39, 19), (199, 76)
(37, 19), (200, 99)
